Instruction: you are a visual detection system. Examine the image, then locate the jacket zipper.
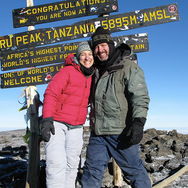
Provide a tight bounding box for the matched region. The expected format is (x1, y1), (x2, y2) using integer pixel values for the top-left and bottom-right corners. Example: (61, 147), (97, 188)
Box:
(76, 77), (88, 123)
(85, 78), (87, 88)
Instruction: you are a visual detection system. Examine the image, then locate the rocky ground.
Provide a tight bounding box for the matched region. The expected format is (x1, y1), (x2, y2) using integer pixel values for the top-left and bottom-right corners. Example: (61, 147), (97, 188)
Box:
(0, 127), (188, 188)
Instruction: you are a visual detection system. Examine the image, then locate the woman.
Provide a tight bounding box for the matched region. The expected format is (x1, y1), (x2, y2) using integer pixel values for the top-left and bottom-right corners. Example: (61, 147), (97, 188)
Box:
(41, 41), (94, 188)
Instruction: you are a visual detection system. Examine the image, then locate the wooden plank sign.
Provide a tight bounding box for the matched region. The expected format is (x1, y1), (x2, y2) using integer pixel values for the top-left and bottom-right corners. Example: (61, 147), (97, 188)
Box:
(114, 33), (149, 53)
(12, 0), (118, 28)
(0, 54), (138, 89)
(1, 63), (64, 89)
(1, 33), (149, 71)
(1, 43), (78, 71)
(0, 3), (179, 52)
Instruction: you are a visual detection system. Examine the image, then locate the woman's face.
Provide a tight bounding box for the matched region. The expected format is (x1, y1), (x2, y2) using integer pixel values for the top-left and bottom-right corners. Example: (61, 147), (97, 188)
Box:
(79, 50), (94, 68)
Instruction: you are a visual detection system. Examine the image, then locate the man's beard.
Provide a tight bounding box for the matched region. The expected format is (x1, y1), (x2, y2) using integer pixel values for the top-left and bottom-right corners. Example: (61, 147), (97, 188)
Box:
(97, 54), (109, 61)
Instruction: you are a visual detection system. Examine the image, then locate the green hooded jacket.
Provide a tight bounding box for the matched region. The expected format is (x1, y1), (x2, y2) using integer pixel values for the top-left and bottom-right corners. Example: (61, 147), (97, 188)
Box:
(90, 43), (150, 135)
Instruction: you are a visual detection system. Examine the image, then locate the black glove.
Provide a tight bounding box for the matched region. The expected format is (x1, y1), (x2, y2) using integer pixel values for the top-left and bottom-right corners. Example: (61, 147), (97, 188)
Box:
(41, 117), (55, 142)
(129, 117), (146, 145)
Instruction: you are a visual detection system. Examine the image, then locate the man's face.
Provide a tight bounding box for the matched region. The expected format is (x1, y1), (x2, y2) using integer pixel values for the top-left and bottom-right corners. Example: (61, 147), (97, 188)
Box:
(94, 43), (109, 61)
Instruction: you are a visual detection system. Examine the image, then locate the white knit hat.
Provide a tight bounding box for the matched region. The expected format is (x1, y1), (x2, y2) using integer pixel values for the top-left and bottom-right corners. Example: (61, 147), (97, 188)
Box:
(76, 41), (92, 57)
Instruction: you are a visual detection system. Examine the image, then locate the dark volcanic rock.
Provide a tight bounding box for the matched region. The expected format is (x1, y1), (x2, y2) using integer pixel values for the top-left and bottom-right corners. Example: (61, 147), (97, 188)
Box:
(0, 128), (188, 187)
(140, 129), (188, 185)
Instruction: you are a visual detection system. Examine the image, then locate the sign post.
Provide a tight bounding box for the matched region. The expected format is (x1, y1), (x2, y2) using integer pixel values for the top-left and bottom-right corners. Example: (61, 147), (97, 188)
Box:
(113, 158), (123, 187)
(99, 12), (123, 187)
(25, 85), (40, 188)
(25, 0), (40, 187)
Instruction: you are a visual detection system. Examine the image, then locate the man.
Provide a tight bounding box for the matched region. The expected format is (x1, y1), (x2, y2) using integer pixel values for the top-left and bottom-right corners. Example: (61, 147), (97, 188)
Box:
(81, 27), (151, 188)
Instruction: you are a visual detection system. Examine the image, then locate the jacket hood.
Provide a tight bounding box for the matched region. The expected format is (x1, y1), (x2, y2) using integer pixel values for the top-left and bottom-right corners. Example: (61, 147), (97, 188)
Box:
(65, 53), (95, 77)
(117, 43), (133, 58)
(100, 43), (133, 76)
(65, 54), (81, 71)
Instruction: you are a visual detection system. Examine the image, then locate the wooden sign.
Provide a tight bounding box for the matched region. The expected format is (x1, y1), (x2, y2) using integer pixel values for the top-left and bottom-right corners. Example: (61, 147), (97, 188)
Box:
(1, 63), (64, 89)
(0, 3), (179, 52)
(114, 33), (149, 53)
(0, 53), (138, 89)
(12, 0), (118, 28)
(1, 33), (149, 71)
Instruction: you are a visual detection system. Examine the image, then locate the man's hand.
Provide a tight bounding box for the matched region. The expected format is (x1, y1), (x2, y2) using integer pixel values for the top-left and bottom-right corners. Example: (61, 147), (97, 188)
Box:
(130, 117), (146, 145)
(41, 117), (55, 142)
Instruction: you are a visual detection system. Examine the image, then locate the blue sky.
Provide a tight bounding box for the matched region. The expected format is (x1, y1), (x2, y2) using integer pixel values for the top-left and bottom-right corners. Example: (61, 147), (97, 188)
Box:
(0, 0), (188, 133)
